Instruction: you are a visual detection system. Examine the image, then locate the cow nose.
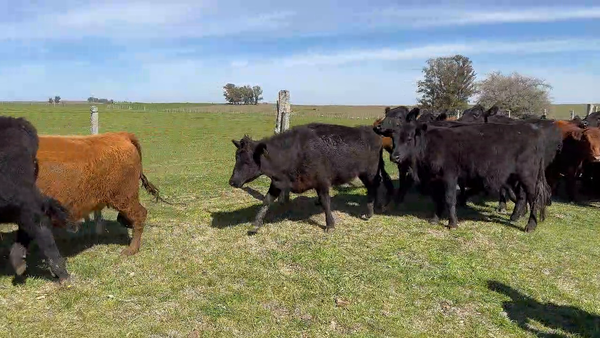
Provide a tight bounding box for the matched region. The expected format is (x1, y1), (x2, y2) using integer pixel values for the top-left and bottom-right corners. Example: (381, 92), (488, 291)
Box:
(391, 154), (401, 163)
(229, 178), (238, 187)
(594, 156), (600, 162)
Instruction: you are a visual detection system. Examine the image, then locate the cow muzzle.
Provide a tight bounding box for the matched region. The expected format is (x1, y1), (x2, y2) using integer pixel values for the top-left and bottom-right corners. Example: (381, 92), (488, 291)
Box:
(229, 178), (243, 188)
(593, 156), (600, 162)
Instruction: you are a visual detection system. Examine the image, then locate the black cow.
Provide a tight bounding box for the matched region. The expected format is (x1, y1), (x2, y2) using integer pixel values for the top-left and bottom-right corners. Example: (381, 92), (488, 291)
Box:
(457, 105), (562, 219)
(229, 123), (394, 234)
(388, 109), (551, 232)
(584, 112), (600, 127)
(0, 116), (71, 283)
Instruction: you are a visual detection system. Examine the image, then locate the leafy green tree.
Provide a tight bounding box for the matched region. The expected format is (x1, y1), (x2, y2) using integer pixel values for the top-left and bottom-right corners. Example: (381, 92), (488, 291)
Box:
(416, 55), (477, 111)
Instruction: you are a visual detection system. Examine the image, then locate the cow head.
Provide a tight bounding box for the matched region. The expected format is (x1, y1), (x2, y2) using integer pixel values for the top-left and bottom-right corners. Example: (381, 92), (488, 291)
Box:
(229, 135), (266, 188)
(582, 127), (600, 162)
(373, 106), (419, 136)
(457, 104), (486, 123)
(584, 112), (600, 128)
(390, 111), (427, 164)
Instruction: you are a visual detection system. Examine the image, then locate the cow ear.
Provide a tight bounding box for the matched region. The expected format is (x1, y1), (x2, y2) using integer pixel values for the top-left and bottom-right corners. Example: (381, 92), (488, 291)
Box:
(417, 123), (428, 134)
(255, 143), (269, 158)
(436, 112), (448, 121)
(572, 129), (583, 141)
(232, 139), (241, 149)
(486, 106), (499, 117)
(384, 107), (391, 115)
(406, 108), (420, 122)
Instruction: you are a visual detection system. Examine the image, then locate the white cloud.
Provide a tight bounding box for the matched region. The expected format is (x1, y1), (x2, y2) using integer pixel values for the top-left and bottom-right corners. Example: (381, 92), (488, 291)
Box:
(1, 3), (599, 40)
(374, 6), (600, 28)
(268, 39), (600, 67)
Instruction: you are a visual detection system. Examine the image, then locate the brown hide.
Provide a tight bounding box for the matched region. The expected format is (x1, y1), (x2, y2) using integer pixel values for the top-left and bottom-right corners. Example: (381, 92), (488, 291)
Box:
(36, 132), (160, 256)
(373, 117), (393, 154)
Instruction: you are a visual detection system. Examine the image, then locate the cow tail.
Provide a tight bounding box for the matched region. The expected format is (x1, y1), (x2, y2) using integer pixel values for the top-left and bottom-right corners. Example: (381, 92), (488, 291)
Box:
(533, 156), (551, 223)
(41, 195), (70, 225)
(127, 133), (176, 206)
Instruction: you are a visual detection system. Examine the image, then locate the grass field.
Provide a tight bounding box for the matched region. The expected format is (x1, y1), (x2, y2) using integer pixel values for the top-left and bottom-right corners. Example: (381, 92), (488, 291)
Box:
(0, 103), (599, 337)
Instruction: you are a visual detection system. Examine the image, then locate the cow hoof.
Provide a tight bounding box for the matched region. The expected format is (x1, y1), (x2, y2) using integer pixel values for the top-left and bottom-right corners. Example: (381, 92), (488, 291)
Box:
(446, 224), (458, 230)
(325, 226), (335, 233)
(428, 218), (440, 225)
(9, 244), (27, 276)
(247, 227), (260, 236)
(120, 248), (139, 256)
(496, 208), (508, 214)
(360, 214), (373, 221)
(59, 277), (73, 287)
(524, 225), (536, 233)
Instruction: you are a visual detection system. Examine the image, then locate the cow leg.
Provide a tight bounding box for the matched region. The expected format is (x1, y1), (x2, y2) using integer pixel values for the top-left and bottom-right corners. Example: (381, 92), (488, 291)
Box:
(497, 187), (508, 214)
(116, 202), (148, 256)
(18, 210), (69, 282)
(249, 183), (280, 235)
(510, 185), (528, 222)
(396, 162), (412, 204)
(279, 190), (290, 204)
(520, 179), (539, 233)
(10, 228), (32, 276)
(358, 174), (376, 220)
(444, 177), (459, 229)
(94, 209), (105, 236)
(429, 181), (445, 224)
(316, 186), (335, 232)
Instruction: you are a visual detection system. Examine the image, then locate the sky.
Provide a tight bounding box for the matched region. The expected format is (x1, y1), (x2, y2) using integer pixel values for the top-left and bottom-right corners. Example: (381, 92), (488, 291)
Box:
(0, 0), (599, 105)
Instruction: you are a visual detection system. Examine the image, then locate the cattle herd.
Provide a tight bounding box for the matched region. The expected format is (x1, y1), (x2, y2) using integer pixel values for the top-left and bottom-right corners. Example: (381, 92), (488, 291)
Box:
(2, 104), (600, 284)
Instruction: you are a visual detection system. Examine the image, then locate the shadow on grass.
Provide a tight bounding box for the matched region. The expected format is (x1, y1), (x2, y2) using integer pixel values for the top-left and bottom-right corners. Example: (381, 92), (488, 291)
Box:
(0, 220), (131, 284)
(211, 193), (378, 231)
(212, 184), (528, 232)
(488, 280), (600, 337)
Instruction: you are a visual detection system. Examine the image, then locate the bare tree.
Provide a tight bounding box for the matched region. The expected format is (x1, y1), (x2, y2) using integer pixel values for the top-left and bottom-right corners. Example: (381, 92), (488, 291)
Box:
(476, 71), (552, 116)
(417, 55), (477, 112)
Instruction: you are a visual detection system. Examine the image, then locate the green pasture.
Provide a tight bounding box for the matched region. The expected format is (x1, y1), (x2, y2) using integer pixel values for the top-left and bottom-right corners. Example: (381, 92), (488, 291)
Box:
(0, 103), (598, 337)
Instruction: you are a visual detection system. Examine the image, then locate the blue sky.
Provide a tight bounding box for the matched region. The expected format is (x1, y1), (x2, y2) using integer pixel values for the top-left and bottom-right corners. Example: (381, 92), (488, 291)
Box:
(1, 0), (599, 105)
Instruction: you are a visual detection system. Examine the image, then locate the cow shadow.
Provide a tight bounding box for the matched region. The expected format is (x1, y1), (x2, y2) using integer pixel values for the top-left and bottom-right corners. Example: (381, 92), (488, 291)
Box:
(0, 220), (131, 284)
(488, 280), (600, 337)
(210, 192), (381, 231)
(385, 190), (526, 231)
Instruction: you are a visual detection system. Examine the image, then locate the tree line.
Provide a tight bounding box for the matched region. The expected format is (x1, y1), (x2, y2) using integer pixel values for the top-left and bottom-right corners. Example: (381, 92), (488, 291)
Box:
(417, 55), (552, 117)
(223, 84), (263, 105)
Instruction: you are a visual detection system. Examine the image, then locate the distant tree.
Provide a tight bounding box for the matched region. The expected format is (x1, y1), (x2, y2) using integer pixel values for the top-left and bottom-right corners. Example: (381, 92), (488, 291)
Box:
(416, 55), (477, 112)
(476, 71), (552, 117)
(252, 85), (263, 105)
(223, 83), (238, 104)
(54, 96), (61, 104)
(240, 85), (255, 105)
(48, 97), (54, 104)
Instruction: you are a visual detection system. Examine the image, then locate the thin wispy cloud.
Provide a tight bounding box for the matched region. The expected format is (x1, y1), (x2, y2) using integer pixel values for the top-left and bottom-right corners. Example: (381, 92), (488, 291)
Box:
(2, 3), (600, 40)
(272, 39), (600, 67)
(375, 6), (600, 28)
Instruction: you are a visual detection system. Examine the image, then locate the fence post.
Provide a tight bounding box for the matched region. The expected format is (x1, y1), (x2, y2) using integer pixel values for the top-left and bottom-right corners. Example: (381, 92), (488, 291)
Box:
(507, 110), (511, 118)
(456, 109), (461, 119)
(275, 90), (290, 134)
(586, 104), (594, 117)
(570, 110), (575, 119)
(543, 108), (547, 119)
(89, 106), (104, 235)
(274, 90), (291, 202)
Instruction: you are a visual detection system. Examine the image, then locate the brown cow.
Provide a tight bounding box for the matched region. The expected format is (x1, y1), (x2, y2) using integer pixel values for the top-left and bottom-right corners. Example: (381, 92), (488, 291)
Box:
(36, 132), (165, 256)
(550, 121), (600, 201)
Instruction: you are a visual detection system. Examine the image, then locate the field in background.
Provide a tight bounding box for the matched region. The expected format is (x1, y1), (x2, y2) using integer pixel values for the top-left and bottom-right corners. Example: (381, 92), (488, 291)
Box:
(0, 102), (599, 337)
(3, 101), (598, 120)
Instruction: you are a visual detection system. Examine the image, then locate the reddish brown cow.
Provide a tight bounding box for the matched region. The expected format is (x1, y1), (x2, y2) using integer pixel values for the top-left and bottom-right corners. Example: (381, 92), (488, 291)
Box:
(36, 132), (166, 256)
(550, 121), (600, 200)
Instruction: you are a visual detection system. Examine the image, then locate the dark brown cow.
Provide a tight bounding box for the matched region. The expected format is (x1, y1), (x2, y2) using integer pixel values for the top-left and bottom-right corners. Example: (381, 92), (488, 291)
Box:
(36, 132), (167, 256)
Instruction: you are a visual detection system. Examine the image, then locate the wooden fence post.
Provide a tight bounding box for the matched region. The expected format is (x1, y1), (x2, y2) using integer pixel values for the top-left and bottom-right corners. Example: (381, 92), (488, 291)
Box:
(543, 109), (547, 119)
(570, 110), (575, 119)
(456, 109), (461, 119)
(507, 110), (511, 118)
(274, 90), (291, 202)
(275, 90), (290, 134)
(586, 104), (594, 117)
(89, 106), (104, 235)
